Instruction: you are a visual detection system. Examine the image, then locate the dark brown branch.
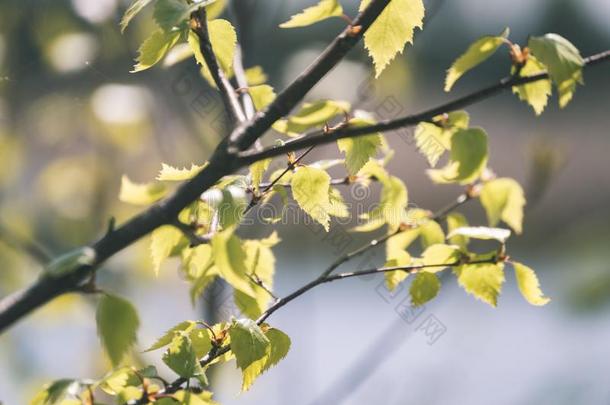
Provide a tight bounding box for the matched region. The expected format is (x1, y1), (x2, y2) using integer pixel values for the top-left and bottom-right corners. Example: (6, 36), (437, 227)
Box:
(0, 0), (392, 334)
(191, 8), (246, 124)
(239, 50), (610, 164)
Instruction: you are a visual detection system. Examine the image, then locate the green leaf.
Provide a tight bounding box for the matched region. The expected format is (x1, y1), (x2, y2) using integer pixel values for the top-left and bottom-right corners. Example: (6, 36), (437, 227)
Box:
(229, 319), (270, 371)
(245, 65), (268, 85)
(445, 28), (509, 91)
(378, 175), (409, 230)
(249, 158), (272, 193)
(419, 219), (445, 249)
(248, 85), (276, 111)
(96, 294), (140, 367)
(30, 379), (77, 405)
(414, 111), (469, 167)
(157, 163), (206, 181)
(162, 334), (200, 379)
(211, 229), (255, 297)
(150, 225), (185, 276)
(145, 320), (196, 352)
(480, 178), (526, 234)
(291, 166), (333, 231)
(420, 244), (461, 272)
(274, 100), (351, 136)
(217, 186), (247, 228)
(512, 261), (550, 306)
(241, 327), (291, 391)
(98, 367), (141, 395)
(280, 0), (343, 28)
(173, 390), (219, 405)
(410, 272), (440, 307)
(384, 250), (411, 292)
(154, 0), (191, 31)
(337, 130), (382, 175)
(119, 175), (167, 205)
(121, 0), (154, 33)
(190, 328), (213, 358)
(132, 28), (182, 73)
(528, 33), (584, 108)
(427, 127), (488, 185)
(361, 0), (425, 77)
(457, 262), (505, 307)
(446, 212), (469, 248)
(188, 19), (237, 87)
(512, 56), (552, 115)
(447, 226), (511, 243)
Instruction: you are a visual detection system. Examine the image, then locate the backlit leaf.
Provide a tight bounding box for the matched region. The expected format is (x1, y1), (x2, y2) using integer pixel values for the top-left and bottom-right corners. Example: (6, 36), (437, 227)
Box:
(132, 29), (182, 73)
(162, 334), (200, 379)
(420, 244), (461, 272)
(337, 127), (382, 175)
(457, 262), (505, 307)
(121, 0), (154, 33)
(211, 229), (255, 296)
(188, 19), (237, 86)
(229, 319), (270, 371)
(248, 85), (276, 111)
(119, 175), (167, 205)
(361, 0), (425, 77)
(512, 261), (550, 306)
(480, 178), (526, 234)
(446, 212), (469, 248)
(445, 28), (509, 91)
(96, 294), (140, 367)
(279, 0), (343, 29)
(291, 166), (332, 231)
(154, 0), (190, 31)
(150, 225), (185, 276)
(512, 56), (552, 115)
(384, 250), (412, 291)
(528, 33), (584, 108)
(145, 320), (196, 352)
(157, 163), (206, 181)
(241, 327), (291, 391)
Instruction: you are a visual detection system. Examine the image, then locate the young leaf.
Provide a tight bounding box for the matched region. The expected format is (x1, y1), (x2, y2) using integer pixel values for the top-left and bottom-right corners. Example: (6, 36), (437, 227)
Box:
(173, 390), (219, 405)
(480, 177), (526, 234)
(218, 186), (248, 228)
(154, 0), (191, 31)
(447, 226), (511, 243)
(457, 262), (505, 307)
(162, 334), (200, 379)
(512, 56), (552, 115)
(445, 28), (509, 91)
(420, 244), (461, 272)
(384, 250), (412, 292)
(211, 229), (256, 297)
(419, 219), (445, 249)
(413, 122), (450, 167)
(528, 33), (584, 108)
(150, 225), (185, 276)
(249, 158), (272, 193)
(274, 100), (351, 136)
(157, 163), (206, 181)
(378, 175), (409, 230)
(291, 166), (332, 231)
(360, 0), (425, 77)
(30, 379), (77, 405)
(337, 129), (382, 175)
(188, 19), (237, 87)
(145, 320), (196, 352)
(119, 175), (167, 205)
(121, 0), (154, 33)
(427, 128), (488, 185)
(410, 272), (441, 307)
(512, 261), (550, 306)
(279, 0), (343, 29)
(132, 29), (182, 73)
(446, 212), (469, 248)
(229, 319), (270, 371)
(96, 294), (140, 367)
(248, 85), (276, 111)
(241, 327), (291, 391)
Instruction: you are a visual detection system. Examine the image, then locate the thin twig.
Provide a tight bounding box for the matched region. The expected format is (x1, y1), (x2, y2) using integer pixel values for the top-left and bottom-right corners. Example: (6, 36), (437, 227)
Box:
(191, 8), (246, 124)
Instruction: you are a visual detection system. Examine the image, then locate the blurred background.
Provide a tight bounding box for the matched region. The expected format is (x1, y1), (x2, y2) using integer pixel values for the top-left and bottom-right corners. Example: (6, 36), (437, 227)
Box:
(1, 0), (610, 403)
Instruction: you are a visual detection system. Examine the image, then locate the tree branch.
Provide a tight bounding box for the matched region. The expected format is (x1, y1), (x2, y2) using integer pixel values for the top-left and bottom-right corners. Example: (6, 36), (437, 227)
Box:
(239, 50), (610, 164)
(191, 7), (246, 124)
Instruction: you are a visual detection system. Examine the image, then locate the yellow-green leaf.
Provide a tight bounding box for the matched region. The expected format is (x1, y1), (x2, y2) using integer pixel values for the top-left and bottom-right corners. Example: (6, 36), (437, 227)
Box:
(121, 0), (154, 33)
(248, 85), (276, 111)
(211, 229), (255, 297)
(291, 166), (332, 231)
(150, 225), (185, 276)
(132, 29), (182, 73)
(188, 19), (237, 86)
(279, 0), (343, 28)
(457, 262), (505, 307)
(249, 159), (272, 193)
(119, 175), (167, 206)
(414, 111), (470, 167)
(96, 294), (140, 367)
(513, 261), (550, 306)
(480, 177), (526, 234)
(145, 320), (196, 352)
(410, 272), (440, 307)
(241, 327), (291, 391)
(162, 334), (201, 379)
(229, 319), (270, 371)
(337, 132), (382, 175)
(427, 128), (488, 185)
(274, 100), (351, 136)
(419, 219), (445, 249)
(446, 212), (469, 248)
(157, 163), (206, 181)
(420, 243), (461, 272)
(361, 0), (425, 77)
(384, 250), (412, 291)
(445, 28), (509, 91)
(528, 33), (584, 108)
(512, 55), (552, 115)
